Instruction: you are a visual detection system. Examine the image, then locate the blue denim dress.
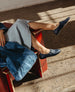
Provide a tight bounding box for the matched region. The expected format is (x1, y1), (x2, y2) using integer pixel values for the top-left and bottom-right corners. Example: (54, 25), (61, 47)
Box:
(0, 41), (37, 81)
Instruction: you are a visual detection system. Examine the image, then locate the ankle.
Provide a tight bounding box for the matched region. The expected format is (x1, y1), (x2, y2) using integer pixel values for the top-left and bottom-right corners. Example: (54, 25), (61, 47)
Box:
(47, 23), (59, 30)
(40, 48), (50, 54)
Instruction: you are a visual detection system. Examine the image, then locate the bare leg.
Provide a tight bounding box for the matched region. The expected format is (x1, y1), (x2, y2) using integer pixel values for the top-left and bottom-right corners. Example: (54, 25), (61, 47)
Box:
(31, 34), (50, 54)
(28, 17), (70, 35)
(28, 22), (59, 31)
(28, 17), (70, 58)
(31, 34), (61, 59)
(30, 22), (59, 54)
(29, 22), (58, 54)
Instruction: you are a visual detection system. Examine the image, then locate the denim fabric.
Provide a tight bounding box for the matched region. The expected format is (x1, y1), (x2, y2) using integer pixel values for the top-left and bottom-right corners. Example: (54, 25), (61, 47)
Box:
(0, 41), (37, 81)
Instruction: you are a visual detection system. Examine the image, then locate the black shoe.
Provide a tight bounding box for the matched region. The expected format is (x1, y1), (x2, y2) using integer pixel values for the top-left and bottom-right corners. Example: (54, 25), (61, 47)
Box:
(54, 17), (70, 35)
(39, 49), (61, 59)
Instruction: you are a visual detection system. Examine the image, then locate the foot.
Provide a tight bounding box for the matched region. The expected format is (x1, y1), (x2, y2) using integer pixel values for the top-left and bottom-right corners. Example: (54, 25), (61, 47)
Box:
(54, 17), (70, 35)
(39, 49), (61, 59)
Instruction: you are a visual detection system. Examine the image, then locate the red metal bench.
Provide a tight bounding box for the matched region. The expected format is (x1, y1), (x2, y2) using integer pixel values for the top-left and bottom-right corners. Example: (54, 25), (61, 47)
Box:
(0, 23), (48, 92)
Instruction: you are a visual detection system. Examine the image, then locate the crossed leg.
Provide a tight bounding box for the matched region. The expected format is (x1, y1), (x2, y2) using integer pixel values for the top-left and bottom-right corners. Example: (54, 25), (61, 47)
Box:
(28, 22), (60, 59)
(28, 17), (70, 58)
(28, 22), (59, 34)
(28, 22), (59, 54)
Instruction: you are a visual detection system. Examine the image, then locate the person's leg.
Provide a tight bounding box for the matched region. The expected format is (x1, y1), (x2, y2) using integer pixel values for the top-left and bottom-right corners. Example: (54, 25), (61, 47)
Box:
(31, 34), (60, 59)
(28, 17), (70, 35)
(28, 22), (59, 31)
(31, 34), (50, 54)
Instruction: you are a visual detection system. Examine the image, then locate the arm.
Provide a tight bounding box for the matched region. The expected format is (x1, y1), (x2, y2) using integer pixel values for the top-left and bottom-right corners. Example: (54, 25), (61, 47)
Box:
(0, 30), (6, 47)
(0, 23), (8, 47)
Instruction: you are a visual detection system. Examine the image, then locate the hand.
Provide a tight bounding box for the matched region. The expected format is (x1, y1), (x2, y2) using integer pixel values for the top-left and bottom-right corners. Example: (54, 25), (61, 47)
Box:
(0, 30), (6, 47)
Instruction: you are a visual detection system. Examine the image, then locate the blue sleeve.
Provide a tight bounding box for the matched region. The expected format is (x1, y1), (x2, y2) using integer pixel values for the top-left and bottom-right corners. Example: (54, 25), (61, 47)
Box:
(0, 23), (8, 33)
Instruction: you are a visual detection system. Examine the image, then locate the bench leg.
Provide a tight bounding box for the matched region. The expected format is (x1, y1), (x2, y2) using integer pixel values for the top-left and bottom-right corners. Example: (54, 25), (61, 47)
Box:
(5, 72), (15, 92)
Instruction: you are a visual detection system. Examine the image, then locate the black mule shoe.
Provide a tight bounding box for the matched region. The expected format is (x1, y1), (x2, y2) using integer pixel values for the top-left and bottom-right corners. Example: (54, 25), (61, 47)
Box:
(54, 17), (70, 35)
(39, 49), (61, 59)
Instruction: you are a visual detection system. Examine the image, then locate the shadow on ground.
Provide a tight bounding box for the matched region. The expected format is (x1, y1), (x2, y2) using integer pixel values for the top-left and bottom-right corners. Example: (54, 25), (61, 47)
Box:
(13, 72), (40, 87)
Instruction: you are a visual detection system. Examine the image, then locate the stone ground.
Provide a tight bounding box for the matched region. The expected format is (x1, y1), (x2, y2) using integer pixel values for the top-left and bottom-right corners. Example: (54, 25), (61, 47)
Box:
(0, 0), (75, 92)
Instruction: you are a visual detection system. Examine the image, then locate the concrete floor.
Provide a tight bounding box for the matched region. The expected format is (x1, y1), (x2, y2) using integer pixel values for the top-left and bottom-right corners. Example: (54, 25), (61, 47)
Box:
(0, 0), (75, 92)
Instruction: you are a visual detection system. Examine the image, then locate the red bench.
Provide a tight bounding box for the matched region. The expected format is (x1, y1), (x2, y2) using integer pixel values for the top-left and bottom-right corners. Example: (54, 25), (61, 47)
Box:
(0, 23), (48, 92)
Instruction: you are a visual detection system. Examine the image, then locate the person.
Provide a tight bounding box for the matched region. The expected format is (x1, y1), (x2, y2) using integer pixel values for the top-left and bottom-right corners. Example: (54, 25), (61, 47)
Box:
(0, 17), (70, 59)
(0, 17), (70, 81)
